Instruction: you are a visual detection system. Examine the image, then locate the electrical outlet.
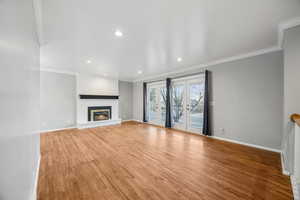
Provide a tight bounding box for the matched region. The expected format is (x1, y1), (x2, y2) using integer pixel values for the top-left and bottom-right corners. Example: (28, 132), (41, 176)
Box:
(219, 128), (225, 135)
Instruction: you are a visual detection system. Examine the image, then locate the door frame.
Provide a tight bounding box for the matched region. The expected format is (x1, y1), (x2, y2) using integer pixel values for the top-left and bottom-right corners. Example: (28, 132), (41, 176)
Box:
(147, 81), (166, 126)
(171, 74), (205, 134)
(171, 79), (187, 130)
(186, 78), (204, 134)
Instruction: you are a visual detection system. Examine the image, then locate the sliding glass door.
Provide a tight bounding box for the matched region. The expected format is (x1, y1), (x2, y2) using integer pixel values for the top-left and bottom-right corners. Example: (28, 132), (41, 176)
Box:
(172, 75), (205, 134)
(148, 82), (166, 126)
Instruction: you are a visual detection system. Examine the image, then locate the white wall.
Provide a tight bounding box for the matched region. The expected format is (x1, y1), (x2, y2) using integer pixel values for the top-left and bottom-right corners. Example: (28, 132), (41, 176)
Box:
(77, 74), (119, 95)
(0, 0), (40, 199)
(133, 51), (284, 150)
(40, 71), (76, 131)
(282, 25), (300, 173)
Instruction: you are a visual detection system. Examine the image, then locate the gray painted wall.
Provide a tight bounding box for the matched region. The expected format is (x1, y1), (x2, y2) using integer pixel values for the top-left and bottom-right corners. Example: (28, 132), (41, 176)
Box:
(119, 81), (133, 120)
(133, 51), (284, 150)
(40, 71), (77, 130)
(0, 0), (40, 199)
(133, 82), (144, 121)
(283, 25), (300, 172)
(209, 51), (283, 150)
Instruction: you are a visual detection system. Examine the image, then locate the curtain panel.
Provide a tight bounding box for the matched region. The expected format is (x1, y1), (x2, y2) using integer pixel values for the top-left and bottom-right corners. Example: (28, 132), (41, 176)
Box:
(202, 70), (211, 136)
(143, 82), (148, 122)
(165, 78), (172, 128)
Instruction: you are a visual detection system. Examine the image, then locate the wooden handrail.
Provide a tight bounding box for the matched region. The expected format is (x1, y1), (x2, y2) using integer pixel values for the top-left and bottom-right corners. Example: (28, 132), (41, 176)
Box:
(291, 113), (300, 127)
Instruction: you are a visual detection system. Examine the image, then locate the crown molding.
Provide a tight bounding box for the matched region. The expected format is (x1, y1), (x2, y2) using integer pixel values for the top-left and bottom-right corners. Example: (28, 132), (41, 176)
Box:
(40, 68), (135, 82)
(133, 46), (281, 82)
(278, 17), (300, 48)
(40, 68), (78, 76)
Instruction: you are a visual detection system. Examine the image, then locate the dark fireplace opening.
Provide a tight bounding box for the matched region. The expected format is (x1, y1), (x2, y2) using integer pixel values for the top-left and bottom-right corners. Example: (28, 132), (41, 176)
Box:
(88, 106), (112, 121)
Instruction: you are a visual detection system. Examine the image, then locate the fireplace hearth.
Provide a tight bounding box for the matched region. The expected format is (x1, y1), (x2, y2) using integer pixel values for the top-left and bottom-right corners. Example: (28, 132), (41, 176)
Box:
(88, 106), (112, 121)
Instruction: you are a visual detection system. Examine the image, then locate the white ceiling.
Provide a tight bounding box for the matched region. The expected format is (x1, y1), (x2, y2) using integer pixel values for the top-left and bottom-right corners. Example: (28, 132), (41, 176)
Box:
(39, 0), (300, 81)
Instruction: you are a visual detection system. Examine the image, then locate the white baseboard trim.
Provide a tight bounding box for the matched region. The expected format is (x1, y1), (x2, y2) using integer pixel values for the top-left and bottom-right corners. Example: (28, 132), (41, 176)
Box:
(40, 119), (136, 133)
(210, 136), (281, 153)
(121, 119), (135, 122)
(131, 119), (143, 123)
(30, 155), (41, 200)
(77, 119), (122, 129)
(40, 126), (77, 133)
(291, 175), (300, 200)
(280, 152), (290, 175)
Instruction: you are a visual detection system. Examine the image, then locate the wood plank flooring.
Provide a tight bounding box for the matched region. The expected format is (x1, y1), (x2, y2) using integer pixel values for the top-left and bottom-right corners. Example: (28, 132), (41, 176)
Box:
(38, 121), (292, 200)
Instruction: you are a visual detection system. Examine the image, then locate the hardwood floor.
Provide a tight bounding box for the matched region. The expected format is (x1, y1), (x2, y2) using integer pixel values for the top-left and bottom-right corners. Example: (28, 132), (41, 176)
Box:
(38, 122), (292, 200)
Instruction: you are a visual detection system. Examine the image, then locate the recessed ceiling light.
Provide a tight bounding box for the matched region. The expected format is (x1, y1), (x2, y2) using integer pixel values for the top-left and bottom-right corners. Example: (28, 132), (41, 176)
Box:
(137, 70), (143, 74)
(177, 57), (182, 62)
(86, 60), (91, 64)
(115, 30), (123, 37)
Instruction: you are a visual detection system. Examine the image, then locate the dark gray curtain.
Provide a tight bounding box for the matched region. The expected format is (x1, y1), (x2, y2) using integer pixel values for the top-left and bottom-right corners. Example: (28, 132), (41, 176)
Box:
(202, 70), (211, 136)
(143, 82), (148, 122)
(165, 78), (172, 128)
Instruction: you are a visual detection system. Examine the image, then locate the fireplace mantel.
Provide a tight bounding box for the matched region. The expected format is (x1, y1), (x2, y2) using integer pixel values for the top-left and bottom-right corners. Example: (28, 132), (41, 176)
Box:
(79, 94), (119, 100)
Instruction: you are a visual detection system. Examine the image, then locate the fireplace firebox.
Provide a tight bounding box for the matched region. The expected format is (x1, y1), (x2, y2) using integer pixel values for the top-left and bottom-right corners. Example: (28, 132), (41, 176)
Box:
(88, 106), (112, 121)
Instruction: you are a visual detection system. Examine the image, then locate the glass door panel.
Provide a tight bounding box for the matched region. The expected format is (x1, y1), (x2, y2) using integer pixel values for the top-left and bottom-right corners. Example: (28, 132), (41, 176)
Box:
(148, 83), (166, 126)
(187, 81), (204, 133)
(160, 87), (166, 124)
(148, 87), (160, 123)
(172, 82), (186, 130)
